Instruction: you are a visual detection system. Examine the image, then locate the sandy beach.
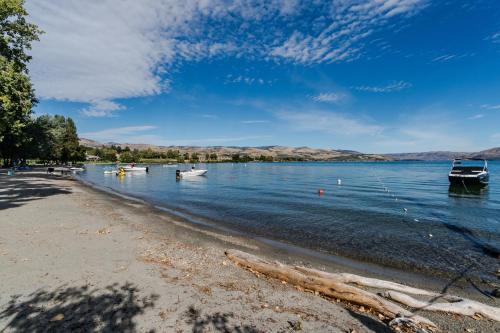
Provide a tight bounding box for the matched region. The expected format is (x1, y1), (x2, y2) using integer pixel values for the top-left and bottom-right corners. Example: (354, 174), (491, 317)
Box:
(0, 170), (498, 333)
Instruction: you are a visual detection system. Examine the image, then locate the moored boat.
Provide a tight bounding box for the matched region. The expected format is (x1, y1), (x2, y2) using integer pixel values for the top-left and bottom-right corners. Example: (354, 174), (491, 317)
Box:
(122, 165), (149, 172)
(448, 159), (489, 186)
(176, 166), (207, 178)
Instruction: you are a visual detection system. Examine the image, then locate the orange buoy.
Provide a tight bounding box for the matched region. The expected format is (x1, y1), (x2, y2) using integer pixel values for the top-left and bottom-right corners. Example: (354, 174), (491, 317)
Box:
(318, 189), (325, 196)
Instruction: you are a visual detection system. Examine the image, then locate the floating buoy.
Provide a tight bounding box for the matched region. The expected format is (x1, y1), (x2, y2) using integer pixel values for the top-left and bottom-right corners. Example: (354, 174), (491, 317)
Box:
(318, 189), (325, 196)
(429, 233), (433, 238)
(337, 179), (342, 185)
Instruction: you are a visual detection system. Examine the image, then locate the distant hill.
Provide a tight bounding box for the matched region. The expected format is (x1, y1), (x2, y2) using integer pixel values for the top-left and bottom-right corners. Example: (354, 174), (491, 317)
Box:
(79, 138), (388, 161)
(384, 151), (470, 161)
(80, 138), (500, 161)
(471, 147), (500, 160)
(385, 147), (500, 161)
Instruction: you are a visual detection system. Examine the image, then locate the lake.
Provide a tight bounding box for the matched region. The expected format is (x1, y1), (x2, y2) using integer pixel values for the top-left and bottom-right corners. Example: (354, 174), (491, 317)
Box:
(78, 161), (500, 282)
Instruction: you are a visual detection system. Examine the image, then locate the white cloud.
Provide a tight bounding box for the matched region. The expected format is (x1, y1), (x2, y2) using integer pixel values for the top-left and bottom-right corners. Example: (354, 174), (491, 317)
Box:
(468, 114), (484, 120)
(373, 111), (476, 152)
(431, 53), (473, 62)
(270, 0), (427, 64)
(277, 110), (383, 136)
(166, 135), (272, 146)
(481, 104), (500, 110)
(80, 100), (125, 117)
(312, 92), (345, 103)
(485, 31), (500, 44)
(26, 0), (429, 115)
(201, 114), (219, 119)
(81, 125), (156, 142)
(353, 81), (412, 93)
(241, 120), (270, 124)
(225, 74), (271, 85)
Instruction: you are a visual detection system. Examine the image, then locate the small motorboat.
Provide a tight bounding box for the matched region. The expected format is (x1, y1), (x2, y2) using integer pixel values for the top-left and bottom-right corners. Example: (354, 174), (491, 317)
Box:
(448, 159), (489, 186)
(116, 167), (126, 177)
(122, 165), (149, 172)
(176, 166), (207, 179)
(70, 167), (85, 172)
(104, 170), (116, 174)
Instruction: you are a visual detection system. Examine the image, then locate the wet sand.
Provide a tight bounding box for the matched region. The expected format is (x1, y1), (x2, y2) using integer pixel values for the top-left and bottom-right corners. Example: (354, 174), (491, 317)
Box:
(0, 170), (498, 332)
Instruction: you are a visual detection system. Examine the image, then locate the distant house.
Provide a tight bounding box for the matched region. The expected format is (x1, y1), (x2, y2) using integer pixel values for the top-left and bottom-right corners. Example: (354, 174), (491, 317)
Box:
(86, 154), (100, 162)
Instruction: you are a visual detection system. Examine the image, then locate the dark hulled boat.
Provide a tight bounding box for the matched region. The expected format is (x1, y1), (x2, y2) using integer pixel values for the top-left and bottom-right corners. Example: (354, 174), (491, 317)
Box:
(448, 159), (489, 186)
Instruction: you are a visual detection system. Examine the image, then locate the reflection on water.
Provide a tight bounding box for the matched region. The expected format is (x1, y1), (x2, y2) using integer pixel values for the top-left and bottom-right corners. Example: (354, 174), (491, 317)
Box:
(79, 161), (500, 282)
(448, 184), (489, 198)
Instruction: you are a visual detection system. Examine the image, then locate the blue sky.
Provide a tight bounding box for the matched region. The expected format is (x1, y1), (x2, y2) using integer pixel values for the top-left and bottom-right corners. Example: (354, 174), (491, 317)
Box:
(26, 0), (500, 153)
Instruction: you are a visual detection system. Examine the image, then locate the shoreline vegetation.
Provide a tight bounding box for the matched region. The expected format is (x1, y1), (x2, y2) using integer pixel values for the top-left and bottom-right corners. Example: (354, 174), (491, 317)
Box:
(1, 169), (499, 332)
(80, 140), (500, 165)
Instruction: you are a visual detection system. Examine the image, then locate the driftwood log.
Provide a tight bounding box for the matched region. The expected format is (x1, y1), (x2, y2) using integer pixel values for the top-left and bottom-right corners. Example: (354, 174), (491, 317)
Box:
(297, 266), (500, 321)
(225, 249), (500, 331)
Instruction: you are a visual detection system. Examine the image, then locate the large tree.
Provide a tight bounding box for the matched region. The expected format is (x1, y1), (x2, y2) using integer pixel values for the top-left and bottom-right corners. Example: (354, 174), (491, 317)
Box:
(0, 0), (42, 165)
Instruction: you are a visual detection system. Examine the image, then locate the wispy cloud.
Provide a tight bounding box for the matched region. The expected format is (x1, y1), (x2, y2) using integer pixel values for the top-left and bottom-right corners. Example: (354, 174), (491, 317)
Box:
(353, 81), (412, 93)
(374, 110), (476, 152)
(26, 0), (428, 115)
(485, 31), (500, 44)
(240, 120), (270, 124)
(270, 0), (427, 64)
(81, 125), (156, 142)
(201, 114), (219, 119)
(166, 135), (272, 146)
(277, 110), (383, 136)
(312, 92), (345, 103)
(80, 100), (124, 117)
(225, 74), (272, 85)
(468, 114), (484, 120)
(481, 104), (500, 110)
(431, 53), (473, 63)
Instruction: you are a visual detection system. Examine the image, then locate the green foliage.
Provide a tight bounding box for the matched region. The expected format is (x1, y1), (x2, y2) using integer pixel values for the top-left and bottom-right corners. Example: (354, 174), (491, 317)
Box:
(209, 153), (218, 160)
(231, 153), (253, 162)
(258, 154), (274, 162)
(166, 149), (180, 159)
(0, 56), (36, 161)
(0, 0), (42, 165)
(190, 152), (199, 163)
(119, 151), (138, 163)
(86, 146), (118, 162)
(0, 0), (43, 71)
(18, 115), (86, 164)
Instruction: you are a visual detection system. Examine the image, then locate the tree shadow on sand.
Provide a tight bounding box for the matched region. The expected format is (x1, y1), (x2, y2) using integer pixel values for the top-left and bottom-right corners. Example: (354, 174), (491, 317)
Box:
(0, 173), (72, 211)
(185, 306), (260, 333)
(0, 282), (158, 333)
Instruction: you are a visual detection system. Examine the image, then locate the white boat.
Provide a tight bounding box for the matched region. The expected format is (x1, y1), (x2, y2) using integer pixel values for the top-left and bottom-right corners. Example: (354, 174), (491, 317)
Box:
(176, 168), (207, 178)
(448, 159), (489, 186)
(70, 167), (85, 172)
(122, 165), (149, 172)
(104, 170), (116, 174)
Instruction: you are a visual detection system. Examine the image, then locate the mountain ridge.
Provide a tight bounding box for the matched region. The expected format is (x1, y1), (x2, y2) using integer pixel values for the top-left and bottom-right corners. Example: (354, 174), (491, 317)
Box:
(79, 138), (386, 161)
(80, 138), (500, 161)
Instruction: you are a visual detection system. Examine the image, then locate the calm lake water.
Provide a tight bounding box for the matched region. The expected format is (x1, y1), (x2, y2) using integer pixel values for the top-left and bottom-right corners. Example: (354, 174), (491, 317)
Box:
(79, 161), (500, 281)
